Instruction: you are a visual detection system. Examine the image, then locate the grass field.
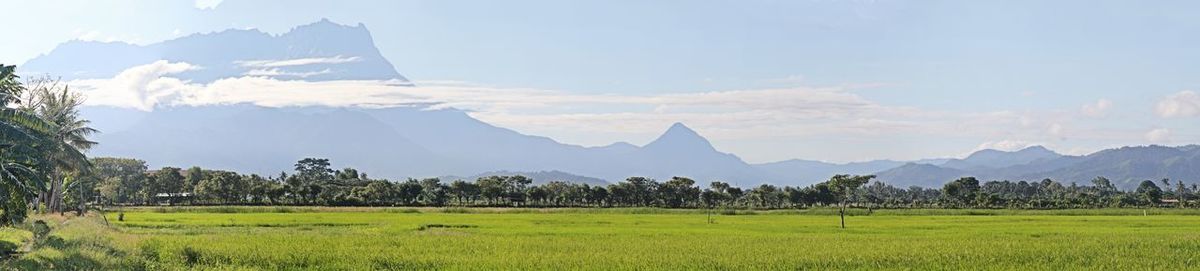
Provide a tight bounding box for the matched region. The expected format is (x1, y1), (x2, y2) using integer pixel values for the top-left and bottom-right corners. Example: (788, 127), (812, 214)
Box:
(5, 207), (1200, 270)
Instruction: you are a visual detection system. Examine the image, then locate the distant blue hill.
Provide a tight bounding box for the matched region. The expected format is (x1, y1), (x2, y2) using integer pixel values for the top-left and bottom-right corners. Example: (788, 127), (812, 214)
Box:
(875, 145), (1200, 190)
(441, 171), (609, 186)
(87, 105), (769, 186)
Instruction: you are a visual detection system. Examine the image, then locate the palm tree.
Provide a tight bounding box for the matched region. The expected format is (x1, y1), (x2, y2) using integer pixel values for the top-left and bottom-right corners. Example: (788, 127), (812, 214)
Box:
(0, 102), (54, 225)
(0, 142), (49, 225)
(0, 64), (22, 106)
(21, 77), (96, 213)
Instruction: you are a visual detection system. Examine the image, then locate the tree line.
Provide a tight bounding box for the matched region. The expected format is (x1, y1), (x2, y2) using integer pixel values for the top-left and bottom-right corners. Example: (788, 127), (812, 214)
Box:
(89, 157), (1194, 210)
(2, 63), (1196, 231)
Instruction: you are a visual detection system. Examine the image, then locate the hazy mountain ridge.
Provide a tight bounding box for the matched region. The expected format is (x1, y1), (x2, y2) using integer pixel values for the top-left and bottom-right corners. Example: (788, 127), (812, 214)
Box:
(1022, 145), (1200, 189)
(90, 105), (454, 178)
(441, 171), (609, 186)
(755, 159), (907, 184)
(939, 146), (1063, 171)
(875, 163), (969, 188)
(875, 145), (1200, 190)
(21, 18), (405, 83)
(85, 105), (1200, 189)
(88, 105), (771, 185)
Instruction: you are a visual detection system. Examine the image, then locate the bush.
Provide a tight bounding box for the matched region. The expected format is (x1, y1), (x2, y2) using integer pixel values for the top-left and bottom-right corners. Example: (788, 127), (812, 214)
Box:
(416, 224), (477, 231)
(181, 246), (202, 266)
(386, 208), (421, 213)
(31, 220), (50, 239)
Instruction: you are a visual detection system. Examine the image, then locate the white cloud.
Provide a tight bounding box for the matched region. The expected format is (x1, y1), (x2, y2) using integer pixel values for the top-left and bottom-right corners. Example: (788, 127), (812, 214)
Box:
(1080, 99), (1112, 117)
(1156, 91), (1200, 118)
(975, 140), (1041, 152)
(76, 30), (102, 41)
(1063, 147), (1096, 156)
(1152, 91), (1200, 117)
(70, 60), (198, 111)
(244, 68), (333, 78)
(235, 56), (361, 68)
(1145, 128), (1171, 143)
(1047, 123), (1064, 138)
(69, 61), (1103, 147)
(194, 0), (222, 10)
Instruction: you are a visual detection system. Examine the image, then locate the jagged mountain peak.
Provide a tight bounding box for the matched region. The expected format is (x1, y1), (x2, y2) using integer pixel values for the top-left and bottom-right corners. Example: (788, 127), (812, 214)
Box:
(643, 122), (716, 152)
(284, 18), (371, 40)
(294, 18), (365, 30)
(22, 19), (405, 83)
(654, 122), (703, 143)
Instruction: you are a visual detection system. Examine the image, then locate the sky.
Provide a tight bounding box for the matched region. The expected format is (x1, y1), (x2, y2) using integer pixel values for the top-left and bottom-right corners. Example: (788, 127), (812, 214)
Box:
(2, 0), (1199, 163)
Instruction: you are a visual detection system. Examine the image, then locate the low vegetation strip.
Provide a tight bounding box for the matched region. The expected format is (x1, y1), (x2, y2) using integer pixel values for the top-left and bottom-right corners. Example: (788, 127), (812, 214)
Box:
(3, 208), (1200, 270)
(119, 206), (1200, 216)
(415, 224), (477, 231)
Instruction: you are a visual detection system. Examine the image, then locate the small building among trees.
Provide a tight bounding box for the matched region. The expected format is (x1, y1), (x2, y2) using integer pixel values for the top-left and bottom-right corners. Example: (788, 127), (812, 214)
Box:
(154, 192), (193, 205)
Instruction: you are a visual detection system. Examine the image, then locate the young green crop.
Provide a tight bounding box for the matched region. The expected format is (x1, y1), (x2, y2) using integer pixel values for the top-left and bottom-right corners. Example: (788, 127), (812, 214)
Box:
(6, 208), (1200, 270)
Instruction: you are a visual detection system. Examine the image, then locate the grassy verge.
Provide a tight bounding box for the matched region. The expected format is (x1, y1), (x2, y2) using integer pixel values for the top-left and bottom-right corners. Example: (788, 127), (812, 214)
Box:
(0, 228), (32, 257)
(1, 212), (146, 270)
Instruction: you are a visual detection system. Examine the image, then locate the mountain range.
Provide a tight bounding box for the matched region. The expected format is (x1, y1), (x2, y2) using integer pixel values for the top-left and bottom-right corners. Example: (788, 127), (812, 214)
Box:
(26, 19), (1200, 190)
(874, 145), (1200, 190)
(22, 19), (405, 84)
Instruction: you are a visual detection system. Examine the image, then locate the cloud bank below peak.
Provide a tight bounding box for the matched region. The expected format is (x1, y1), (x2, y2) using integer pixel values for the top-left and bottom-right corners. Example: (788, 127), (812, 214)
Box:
(194, 0), (222, 10)
(67, 59), (1153, 164)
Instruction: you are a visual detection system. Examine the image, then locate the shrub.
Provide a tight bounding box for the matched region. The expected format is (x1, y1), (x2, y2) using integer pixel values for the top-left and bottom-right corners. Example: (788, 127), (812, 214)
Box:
(416, 224), (477, 231)
(30, 220), (50, 240)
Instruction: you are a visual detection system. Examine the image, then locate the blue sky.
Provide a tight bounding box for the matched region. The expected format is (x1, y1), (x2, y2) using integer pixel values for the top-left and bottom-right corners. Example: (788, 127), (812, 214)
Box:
(3, 0), (1199, 163)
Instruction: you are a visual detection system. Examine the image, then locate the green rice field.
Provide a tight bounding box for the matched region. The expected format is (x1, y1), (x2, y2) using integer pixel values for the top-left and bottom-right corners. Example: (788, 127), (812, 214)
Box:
(4, 208), (1200, 270)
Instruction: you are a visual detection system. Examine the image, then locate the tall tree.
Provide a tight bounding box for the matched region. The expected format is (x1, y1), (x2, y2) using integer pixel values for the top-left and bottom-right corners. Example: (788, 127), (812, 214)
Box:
(294, 158), (333, 203)
(660, 177), (699, 208)
(146, 167), (186, 204)
(618, 177), (658, 207)
(1176, 180), (1189, 208)
(1136, 180), (1163, 206)
(195, 171), (247, 204)
(827, 174), (875, 229)
(942, 177), (981, 207)
(449, 180), (479, 205)
(0, 107), (51, 224)
(0, 67), (53, 224)
(0, 64), (22, 106)
(418, 178), (448, 206)
(184, 166), (204, 192)
(91, 158), (148, 204)
(20, 76), (96, 213)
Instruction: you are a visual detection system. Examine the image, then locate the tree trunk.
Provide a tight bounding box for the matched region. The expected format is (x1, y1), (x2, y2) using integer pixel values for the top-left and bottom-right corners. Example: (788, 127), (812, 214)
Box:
(51, 177), (63, 213)
(76, 184), (85, 216)
(34, 192), (43, 213)
(46, 172), (64, 213)
(839, 202), (846, 229)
